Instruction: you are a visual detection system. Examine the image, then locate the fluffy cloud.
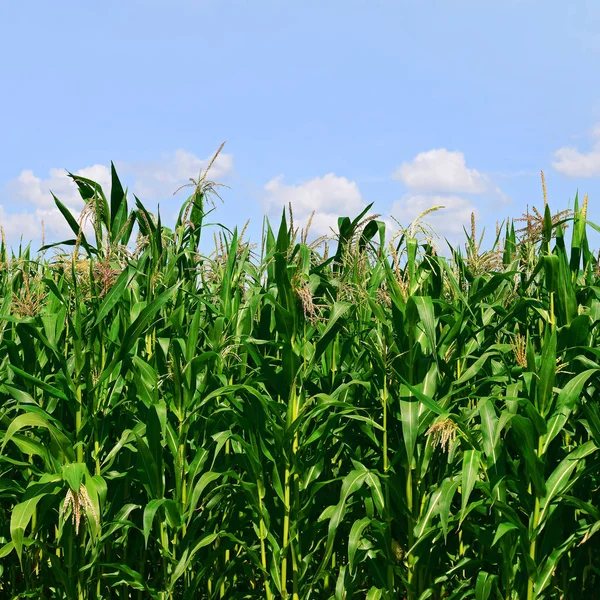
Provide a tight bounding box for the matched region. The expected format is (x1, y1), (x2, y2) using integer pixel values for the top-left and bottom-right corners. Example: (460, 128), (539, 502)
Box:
(117, 149), (233, 200)
(0, 205), (44, 243)
(2, 164), (112, 243)
(0, 149), (233, 246)
(390, 195), (479, 238)
(552, 124), (600, 177)
(388, 148), (507, 241)
(8, 165), (111, 211)
(261, 147), (503, 243)
(0, 203), (92, 245)
(393, 149), (489, 193)
(263, 173), (366, 237)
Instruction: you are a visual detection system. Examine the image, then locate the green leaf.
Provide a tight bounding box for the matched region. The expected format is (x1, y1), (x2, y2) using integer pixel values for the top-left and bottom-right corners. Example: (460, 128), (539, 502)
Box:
(11, 478), (63, 565)
(492, 522), (519, 546)
(542, 369), (598, 453)
(414, 485), (445, 539)
(534, 532), (579, 596)
(537, 326), (557, 415)
(8, 365), (69, 401)
(109, 162), (128, 241)
(51, 193), (94, 253)
(93, 266), (134, 326)
(478, 398), (499, 465)
(438, 477), (461, 538)
(510, 415), (546, 497)
(61, 462), (87, 492)
(186, 471), (232, 519)
(143, 499), (167, 548)
(475, 571), (496, 600)
(134, 433), (162, 500)
(313, 301), (353, 363)
(1, 412), (74, 462)
(538, 441), (597, 526)
(412, 296), (437, 356)
(118, 283), (180, 359)
(400, 392), (420, 469)
(348, 517), (371, 572)
(460, 449), (481, 522)
(317, 470), (368, 576)
(366, 587), (383, 600)
(170, 532), (219, 588)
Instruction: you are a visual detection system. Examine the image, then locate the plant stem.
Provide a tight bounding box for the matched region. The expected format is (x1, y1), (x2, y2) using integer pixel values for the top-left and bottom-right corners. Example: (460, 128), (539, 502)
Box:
(281, 460), (292, 595)
(382, 375), (394, 592)
(76, 385), (83, 463)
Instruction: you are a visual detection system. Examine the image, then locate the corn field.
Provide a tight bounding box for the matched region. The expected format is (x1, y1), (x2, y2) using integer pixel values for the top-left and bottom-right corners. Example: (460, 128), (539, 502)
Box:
(1, 162), (600, 600)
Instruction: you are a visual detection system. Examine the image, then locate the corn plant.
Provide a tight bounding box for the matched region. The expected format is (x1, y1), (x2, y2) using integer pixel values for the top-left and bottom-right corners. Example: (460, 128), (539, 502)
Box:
(1, 165), (600, 599)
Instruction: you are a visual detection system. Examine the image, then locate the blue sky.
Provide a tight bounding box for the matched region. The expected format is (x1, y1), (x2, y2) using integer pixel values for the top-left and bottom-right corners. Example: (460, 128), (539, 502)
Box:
(2, 0), (600, 252)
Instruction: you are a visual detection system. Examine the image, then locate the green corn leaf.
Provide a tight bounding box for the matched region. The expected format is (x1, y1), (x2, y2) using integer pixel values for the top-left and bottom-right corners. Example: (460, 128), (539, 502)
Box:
(186, 471), (233, 519)
(118, 283), (180, 359)
(50, 193), (95, 254)
(414, 485), (445, 539)
(61, 462), (87, 492)
(11, 477), (63, 565)
(537, 326), (557, 415)
(109, 162), (128, 239)
(317, 470), (368, 576)
(170, 532), (220, 589)
(543, 369), (598, 453)
(93, 266), (134, 326)
(534, 531), (579, 596)
(400, 391), (420, 470)
(492, 522), (520, 547)
(348, 517), (371, 573)
(478, 398), (499, 465)
(475, 571), (496, 600)
(133, 432), (162, 500)
(8, 365), (69, 401)
(143, 499), (168, 548)
(1, 412), (74, 462)
(460, 449), (481, 523)
(538, 440), (598, 527)
(510, 415), (546, 497)
(438, 477), (461, 538)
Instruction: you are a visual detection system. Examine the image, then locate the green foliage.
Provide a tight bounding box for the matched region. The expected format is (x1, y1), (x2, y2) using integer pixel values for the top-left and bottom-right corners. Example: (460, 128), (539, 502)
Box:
(1, 168), (600, 599)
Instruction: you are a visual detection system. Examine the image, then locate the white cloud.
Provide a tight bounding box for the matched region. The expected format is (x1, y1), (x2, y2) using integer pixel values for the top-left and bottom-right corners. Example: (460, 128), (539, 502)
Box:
(390, 195), (479, 238)
(2, 165), (111, 244)
(263, 173), (366, 236)
(8, 165), (111, 211)
(552, 124), (600, 177)
(118, 149), (234, 201)
(2, 205), (88, 244)
(0, 204), (91, 246)
(0, 149), (233, 246)
(388, 148), (508, 246)
(0, 205), (43, 242)
(393, 148), (489, 193)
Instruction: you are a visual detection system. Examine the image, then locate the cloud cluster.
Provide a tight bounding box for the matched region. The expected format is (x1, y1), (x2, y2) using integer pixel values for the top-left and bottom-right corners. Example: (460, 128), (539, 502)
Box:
(390, 148), (507, 242)
(261, 148), (504, 243)
(0, 205), (43, 243)
(0, 149), (234, 245)
(263, 173), (365, 237)
(2, 143), (504, 250)
(117, 149), (233, 201)
(552, 124), (600, 177)
(393, 149), (489, 193)
(3, 164), (113, 243)
(390, 195), (478, 236)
